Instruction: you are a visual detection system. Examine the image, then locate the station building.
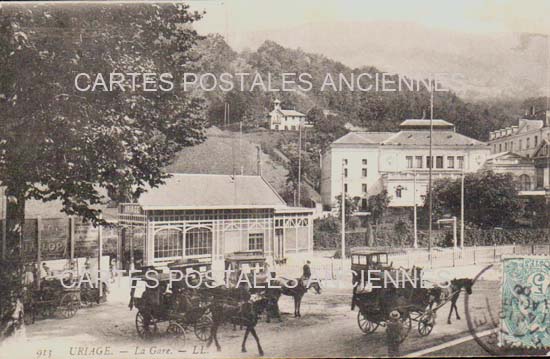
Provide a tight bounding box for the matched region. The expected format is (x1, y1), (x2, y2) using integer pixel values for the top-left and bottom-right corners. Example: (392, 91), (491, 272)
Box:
(118, 174), (313, 276)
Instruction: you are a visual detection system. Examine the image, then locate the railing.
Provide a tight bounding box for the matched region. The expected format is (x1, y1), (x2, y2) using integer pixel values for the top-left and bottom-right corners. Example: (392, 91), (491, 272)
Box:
(276, 244), (550, 281)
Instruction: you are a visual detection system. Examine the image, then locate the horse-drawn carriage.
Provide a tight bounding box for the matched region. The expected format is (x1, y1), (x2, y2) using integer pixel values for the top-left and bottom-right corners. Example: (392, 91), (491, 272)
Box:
(23, 278), (80, 324)
(350, 249), (439, 340)
(224, 251), (270, 288)
(130, 261), (213, 343)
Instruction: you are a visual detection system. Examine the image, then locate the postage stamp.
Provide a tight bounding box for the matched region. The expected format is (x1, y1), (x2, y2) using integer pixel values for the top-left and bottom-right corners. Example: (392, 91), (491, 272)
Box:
(501, 256), (550, 349)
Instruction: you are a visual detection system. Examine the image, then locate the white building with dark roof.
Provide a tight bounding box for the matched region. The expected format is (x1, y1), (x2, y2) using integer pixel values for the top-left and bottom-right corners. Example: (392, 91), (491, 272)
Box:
(489, 118), (550, 158)
(269, 99), (310, 131)
(118, 174), (313, 274)
(321, 119), (491, 208)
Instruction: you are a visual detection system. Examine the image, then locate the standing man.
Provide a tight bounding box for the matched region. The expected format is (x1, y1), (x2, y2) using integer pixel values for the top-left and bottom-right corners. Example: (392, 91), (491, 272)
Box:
(386, 310), (403, 357)
(301, 260), (312, 286)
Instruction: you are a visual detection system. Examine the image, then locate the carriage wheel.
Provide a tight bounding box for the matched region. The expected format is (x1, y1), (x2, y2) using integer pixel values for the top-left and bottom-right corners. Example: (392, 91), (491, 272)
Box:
(398, 313), (412, 343)
(166, 322), (186, 348)
(418, 311), (436, 336)
(136, 311), (158, 339)
(60, 294), (78, 318)
(357, 311), (379, 334)
(193, 313), (213, 342)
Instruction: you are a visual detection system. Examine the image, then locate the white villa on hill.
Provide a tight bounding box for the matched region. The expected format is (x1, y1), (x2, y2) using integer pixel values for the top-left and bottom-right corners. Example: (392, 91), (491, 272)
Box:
(269, 99), (310, 131)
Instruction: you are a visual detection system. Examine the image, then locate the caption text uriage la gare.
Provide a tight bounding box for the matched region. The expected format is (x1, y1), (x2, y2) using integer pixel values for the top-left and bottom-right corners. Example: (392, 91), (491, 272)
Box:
(73, 72), (463, 93)
(57, 268), (454, 290)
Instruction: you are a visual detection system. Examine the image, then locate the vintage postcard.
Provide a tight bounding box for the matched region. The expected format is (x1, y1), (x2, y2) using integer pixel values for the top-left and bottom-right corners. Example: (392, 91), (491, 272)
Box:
(0, 0), (550, 358)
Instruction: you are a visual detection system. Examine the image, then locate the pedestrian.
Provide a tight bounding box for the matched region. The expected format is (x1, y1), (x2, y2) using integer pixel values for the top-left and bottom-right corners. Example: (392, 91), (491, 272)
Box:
(22, 264), (35, 287)
(40, 262), (50, 279)
(386, 310), (403, 357)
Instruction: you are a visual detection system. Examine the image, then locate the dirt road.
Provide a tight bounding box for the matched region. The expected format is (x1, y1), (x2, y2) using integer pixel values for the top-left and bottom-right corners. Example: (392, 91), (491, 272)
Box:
(2, 277), (500, 358)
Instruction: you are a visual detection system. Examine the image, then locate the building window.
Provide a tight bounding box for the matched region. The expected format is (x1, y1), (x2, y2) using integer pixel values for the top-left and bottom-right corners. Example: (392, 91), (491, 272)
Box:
(361, 198), (367, 210)
(362, 168), (367, 177)
(510, 142), (514, 151)
(493, 144), (496, 153)
(426, 156), (432, 168)
(362, 159), (367, 165)
(457, 156), (464, 169)
(504, 142), (508, 151)
(362, 183), (367, 193)
(343, 159), (348, 165)
(518, 174), (531, 191)
(274, 125), (279, 130)
(344, 168), (348, 177)
(415, 156), (423, 168)
(344, 184), (348, 193)
(447, 156), (455, 168)
(499, 143), (502, 152)
(395, 185), (403, 198)
(185, 227), (212, 256)
(519, 139), (523, 150)
(436, 156), (443, 169)
(248, 233), (264, 251)
(526, 137), (531, 149)
(535, 136), (538, 147)
(406, 156), (413, 169)
(154, 229), (183, 259)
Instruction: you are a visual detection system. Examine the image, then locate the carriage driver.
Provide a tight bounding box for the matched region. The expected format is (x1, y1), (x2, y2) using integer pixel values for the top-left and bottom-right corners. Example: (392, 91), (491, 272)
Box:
(300, 260), (311, 286)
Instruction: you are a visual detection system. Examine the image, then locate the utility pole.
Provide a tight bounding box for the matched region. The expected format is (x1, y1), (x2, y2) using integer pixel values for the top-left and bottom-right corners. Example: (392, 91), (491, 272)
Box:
(239, 121), (243, 175)
(256, 145), (262, 176)
(413, 171), (418, 248)
(428, 80), (434, 263)
(297, 123), (302, 206)
(341, 159), (346, 268)
(460, 169), (465, 248)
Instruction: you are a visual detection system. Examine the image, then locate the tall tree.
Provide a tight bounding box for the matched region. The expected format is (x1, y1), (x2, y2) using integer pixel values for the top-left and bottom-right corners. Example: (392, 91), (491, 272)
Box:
(0, 1), (206, 304)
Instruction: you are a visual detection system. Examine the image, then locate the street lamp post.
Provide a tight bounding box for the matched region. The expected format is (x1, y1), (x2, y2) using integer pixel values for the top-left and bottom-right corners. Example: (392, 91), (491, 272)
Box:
(297, 123), (302, 206)
(341, 159), (346, 268)
(428, 81), (434, 264)
(460, 169), (465, 248)
(413, 171), (418, 248)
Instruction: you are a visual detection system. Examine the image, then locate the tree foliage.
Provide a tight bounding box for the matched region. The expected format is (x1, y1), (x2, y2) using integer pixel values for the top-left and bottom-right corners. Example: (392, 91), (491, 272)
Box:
(0, 3), (207, 251)
(425, 171), (524, 228)
(367, 190), (391, 226)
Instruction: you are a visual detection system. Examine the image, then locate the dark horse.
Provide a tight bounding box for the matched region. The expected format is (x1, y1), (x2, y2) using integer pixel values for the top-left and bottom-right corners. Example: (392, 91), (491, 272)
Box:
(436, 278), (474, 324)
(205, 287), (267, 356)
(268, 277), (322, 318)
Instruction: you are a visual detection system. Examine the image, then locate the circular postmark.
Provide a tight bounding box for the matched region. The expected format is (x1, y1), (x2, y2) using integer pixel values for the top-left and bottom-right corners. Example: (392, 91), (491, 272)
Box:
(465, 263), (549, 356)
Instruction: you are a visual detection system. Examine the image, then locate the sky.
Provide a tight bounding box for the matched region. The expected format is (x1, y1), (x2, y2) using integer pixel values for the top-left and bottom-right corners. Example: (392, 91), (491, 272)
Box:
(190, 0), (550, 49)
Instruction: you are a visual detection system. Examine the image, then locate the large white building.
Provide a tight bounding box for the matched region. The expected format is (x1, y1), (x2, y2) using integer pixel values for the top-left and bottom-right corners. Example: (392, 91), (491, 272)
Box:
(321, 119), (491, 208)
(269, 99), (310, 131)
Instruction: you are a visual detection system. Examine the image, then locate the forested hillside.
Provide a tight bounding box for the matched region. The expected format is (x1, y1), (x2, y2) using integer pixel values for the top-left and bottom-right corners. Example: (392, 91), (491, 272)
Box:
(194, 34), (547, 142)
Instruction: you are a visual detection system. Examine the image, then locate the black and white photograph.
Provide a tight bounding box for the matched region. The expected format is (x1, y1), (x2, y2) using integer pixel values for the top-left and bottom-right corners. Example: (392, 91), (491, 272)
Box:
(0, 0), (549, 357)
